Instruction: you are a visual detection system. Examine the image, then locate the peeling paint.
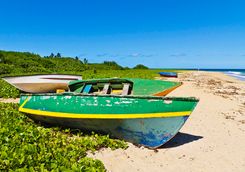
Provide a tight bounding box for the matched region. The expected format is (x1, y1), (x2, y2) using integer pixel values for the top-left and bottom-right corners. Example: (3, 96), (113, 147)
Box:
(65, 96), (72, 99)
(164, 100), (173, 104)
(41, 96), (51, 100)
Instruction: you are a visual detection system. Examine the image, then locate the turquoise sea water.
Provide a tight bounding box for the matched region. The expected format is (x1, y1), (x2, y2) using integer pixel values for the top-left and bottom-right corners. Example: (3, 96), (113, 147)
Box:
(200, 69), (245, 81)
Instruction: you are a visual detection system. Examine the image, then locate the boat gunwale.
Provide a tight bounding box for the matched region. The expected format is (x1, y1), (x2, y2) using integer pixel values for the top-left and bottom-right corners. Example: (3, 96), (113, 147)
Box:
(68, 78), (181, 86)
(19, 96), (194, 119)
(1, 74), (82, 79)
(153, 82), (182, 96)
(158, 72), (177, 75)
(68, 78), (134, 87)
(20, 93), (199, 102)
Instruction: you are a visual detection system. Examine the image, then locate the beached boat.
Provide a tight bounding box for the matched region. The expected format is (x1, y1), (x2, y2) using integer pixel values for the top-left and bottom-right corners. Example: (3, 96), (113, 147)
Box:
(2, 74), (82, 93)
(159, 72), (178, 78)
(19, 93), (199, 148)
(68, 78), (182, 96)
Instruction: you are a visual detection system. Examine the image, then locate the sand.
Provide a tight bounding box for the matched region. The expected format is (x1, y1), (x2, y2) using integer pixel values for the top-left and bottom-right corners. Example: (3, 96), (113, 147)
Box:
(88, 71), (245, 172)
(0, 98), (19, 103)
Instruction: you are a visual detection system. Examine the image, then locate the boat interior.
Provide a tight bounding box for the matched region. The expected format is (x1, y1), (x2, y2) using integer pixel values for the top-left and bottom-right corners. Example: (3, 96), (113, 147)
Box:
(69, 79), (134, 96)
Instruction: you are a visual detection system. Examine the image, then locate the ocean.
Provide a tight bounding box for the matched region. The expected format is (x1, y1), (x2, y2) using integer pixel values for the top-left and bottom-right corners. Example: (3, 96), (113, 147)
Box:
(200, 69), (245, 81)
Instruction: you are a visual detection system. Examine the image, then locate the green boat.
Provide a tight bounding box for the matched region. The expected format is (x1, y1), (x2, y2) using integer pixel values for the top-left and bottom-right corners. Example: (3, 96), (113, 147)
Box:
(18, 78), (198, 148)
(68, 78), (182, 96)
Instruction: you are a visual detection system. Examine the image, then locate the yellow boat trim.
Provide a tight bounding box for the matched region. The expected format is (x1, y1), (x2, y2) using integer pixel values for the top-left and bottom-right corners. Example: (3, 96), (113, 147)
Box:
(19, 96), (191, 119)
(19, 107), (191, 119)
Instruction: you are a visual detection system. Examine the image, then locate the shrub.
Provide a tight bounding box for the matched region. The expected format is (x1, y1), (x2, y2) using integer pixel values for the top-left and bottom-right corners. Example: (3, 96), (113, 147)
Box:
(0, 103), (127, 171)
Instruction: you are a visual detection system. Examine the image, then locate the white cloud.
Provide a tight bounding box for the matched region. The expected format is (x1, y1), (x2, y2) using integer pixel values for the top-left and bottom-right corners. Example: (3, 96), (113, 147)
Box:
(169, 53), (187, 57)
(128, 53), (154, 58)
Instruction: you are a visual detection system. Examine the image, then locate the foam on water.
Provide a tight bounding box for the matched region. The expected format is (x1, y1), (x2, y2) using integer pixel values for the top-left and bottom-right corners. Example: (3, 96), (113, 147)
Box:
(226, 71), (242, 75)
(225, 71), (245, 81)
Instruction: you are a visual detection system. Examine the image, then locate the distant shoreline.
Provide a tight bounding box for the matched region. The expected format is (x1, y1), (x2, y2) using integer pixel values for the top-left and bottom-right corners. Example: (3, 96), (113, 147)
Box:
(152, 68), (245, 81)
(151, 68), (245, 71)
(200, 69), (245, 81)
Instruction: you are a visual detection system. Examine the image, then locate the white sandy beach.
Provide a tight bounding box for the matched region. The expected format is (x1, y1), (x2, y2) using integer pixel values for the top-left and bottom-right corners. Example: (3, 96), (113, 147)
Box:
(88, 71), (245, 172)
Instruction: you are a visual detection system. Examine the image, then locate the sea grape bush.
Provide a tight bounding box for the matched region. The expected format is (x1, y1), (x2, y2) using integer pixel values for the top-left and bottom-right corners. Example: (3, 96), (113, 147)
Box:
(0, 79), (20, 98)
(0, 103), (127, 171)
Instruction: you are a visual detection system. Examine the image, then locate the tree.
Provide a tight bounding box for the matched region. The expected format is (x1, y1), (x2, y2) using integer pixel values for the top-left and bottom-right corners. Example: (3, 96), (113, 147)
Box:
(0, 53), (5, 63)
(56, 53), (61, 58)
(75, 56), (79, 60)
(103, 61), (124, 70)
(49, 53), (55, 58)
(83, 58), (88, 64)
(133, 64), (149, 69)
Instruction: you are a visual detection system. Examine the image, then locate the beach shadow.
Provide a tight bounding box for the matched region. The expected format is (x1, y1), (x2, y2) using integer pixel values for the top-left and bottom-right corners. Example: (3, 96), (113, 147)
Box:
(160, 132), (203, 148)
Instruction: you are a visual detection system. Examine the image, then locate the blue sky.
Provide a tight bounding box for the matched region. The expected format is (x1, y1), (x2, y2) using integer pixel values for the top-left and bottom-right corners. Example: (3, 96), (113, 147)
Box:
(0, 0), (245, 68)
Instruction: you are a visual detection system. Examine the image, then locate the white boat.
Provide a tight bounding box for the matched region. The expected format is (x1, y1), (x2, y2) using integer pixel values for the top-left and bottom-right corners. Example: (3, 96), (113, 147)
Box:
(2, 74), (82, 93)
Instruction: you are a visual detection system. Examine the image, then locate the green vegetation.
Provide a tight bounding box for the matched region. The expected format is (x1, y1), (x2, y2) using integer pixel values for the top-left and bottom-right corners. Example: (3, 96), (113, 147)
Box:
(0, 50), (126, 74)
(0, 51), (84, 74)
(82, 69), (160, 79)
(133, 64), (149, 69)
(0, 103), (127, 171)
(0, 79), (20, 98)
(0, 49), (184, 98)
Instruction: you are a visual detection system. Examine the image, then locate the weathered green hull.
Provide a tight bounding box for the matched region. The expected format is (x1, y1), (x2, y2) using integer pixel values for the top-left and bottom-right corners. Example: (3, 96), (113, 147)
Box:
(25, 115), (189, 148)
(19, 93), (198, 148)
